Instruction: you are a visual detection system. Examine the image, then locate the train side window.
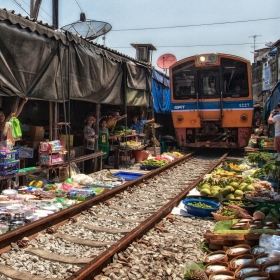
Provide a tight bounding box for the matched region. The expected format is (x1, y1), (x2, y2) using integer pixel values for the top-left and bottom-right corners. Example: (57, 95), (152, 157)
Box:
(174, 75), (195, 98)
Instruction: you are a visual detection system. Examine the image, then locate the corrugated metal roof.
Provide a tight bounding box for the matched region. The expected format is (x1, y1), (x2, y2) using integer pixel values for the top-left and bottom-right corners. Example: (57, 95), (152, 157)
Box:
(0, 8), (151, 68)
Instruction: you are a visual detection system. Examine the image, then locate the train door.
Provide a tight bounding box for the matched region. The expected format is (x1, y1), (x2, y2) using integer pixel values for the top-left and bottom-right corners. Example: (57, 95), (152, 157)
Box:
(197, 72), (220, 120)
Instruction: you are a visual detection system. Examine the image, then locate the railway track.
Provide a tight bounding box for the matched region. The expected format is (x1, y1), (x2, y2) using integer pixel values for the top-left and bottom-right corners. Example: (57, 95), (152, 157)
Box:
(0, 151), (229, 279)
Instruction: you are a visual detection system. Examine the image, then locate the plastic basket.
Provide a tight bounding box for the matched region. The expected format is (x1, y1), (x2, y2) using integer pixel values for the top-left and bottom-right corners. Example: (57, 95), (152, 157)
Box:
(212, 212), (235, 221)
(19, 147), (34, 158)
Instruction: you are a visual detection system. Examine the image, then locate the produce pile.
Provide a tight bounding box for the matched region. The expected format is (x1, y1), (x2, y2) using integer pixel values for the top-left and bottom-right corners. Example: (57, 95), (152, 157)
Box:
(141, 159), (168, 167)
(113, 125), (133, 136)
(197, 177), (255, 201)
(119, 140), (142, 149)
(141, 151), (183, 168)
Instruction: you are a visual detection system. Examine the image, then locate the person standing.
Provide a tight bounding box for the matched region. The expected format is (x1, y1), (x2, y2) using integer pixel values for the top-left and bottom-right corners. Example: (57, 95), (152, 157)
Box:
(0, 97), (28, 141)
(98, 119), (109, 161)
(268, 103), (280, 152)
(83, 115), (98, 174)
(130, 115), (155, 134)
(105, 111), (127, 133)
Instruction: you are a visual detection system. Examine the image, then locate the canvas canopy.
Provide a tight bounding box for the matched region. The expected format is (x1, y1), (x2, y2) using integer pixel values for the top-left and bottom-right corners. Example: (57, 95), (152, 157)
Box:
(0, 8), (151, 106)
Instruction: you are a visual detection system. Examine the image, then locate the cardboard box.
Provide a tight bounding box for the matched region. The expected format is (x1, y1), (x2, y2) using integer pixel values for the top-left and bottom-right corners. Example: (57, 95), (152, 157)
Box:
(23, 126), (45, 140)
(145, 147), (161, 156)
(60, 134), (74, 148)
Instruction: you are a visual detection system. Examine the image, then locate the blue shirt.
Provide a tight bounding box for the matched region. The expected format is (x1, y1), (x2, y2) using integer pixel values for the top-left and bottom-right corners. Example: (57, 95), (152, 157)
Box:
(130, 120), (147, 134)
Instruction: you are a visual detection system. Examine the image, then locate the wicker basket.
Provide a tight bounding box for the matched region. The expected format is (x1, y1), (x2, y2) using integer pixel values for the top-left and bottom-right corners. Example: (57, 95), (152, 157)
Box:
(212, 212), (235, 221)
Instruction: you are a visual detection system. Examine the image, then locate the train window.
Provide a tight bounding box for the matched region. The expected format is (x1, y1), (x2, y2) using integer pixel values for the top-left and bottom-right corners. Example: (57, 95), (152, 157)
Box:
(221, 58), (249, 98)
(201, 75), (218, 96)
(174, 75), (195, 99)
(172, 60), (196, 100)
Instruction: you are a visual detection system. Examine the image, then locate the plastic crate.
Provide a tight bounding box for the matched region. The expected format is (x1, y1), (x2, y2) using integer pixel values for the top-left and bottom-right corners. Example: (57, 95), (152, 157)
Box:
(113, 171), (143, 181)
(0, 150), (19, 176)
(19, 147), (34, 158)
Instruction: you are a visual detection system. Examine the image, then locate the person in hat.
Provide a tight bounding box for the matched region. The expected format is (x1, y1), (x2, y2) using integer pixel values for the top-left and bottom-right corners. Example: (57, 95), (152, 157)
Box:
(130, 115), (155, 135)
(268, 102), (280, 152)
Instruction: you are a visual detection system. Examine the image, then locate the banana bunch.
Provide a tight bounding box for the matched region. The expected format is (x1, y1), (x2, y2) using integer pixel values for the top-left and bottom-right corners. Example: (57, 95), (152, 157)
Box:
(229, 163), (247, 171)
(29, 180), (43, 188)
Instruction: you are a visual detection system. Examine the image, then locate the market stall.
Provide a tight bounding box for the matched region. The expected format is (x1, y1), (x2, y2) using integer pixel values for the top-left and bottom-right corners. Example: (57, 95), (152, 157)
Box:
(177, 152), (280, 280)
(0, 8), (154, 178)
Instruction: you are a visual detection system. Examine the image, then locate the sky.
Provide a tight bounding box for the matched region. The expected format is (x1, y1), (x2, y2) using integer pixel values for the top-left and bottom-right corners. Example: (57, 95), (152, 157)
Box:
(1, 0), (280, 72)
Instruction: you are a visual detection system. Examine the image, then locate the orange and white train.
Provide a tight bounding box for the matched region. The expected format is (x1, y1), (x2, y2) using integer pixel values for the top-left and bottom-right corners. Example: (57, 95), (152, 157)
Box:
(170, 53), (253, 148)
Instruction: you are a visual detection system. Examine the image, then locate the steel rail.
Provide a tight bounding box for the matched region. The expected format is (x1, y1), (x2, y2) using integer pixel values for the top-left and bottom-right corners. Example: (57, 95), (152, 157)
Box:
(0, 152), (195, 251)
(67, 152), (229, 280)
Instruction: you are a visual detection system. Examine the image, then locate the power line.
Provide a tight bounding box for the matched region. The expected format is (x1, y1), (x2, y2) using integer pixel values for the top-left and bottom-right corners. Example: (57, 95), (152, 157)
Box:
(11, 0), (30, 16)
(74, 0), (83, 13)
(18, 0), (60, 27)
(112, 16), (280, 31)
(112, 41), (271, 49)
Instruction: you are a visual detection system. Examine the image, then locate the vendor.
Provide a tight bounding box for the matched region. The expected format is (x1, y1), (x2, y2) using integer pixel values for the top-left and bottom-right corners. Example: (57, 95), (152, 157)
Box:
(130, 115), (155, 135)
(104, 111), (127, 133)
(98, 119), (109, 161)
(83, 115), (98, 174)
(0, 97), (28, 141)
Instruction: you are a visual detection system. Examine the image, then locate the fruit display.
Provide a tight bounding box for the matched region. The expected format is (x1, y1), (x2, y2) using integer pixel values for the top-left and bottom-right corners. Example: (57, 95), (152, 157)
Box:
(188, 202), (213, 209)
(119, 140), (142, 149)
(223, 199), (255, 207)
(29, 180), (44, 188)
(196, 177), (256, 201)
(215, 206), (237, 217)
(211, 168), (237, 178)
(222, 162), (250, 171)
(141, 159), (168, 167)
(213, 205), (252, 219)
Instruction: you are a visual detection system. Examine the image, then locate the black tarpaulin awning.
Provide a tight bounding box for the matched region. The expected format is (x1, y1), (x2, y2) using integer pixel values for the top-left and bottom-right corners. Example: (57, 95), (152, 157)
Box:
(0, 8), (151, 105)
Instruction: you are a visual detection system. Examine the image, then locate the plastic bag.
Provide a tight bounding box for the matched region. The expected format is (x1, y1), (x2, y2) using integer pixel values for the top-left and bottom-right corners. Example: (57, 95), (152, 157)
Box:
(182, 260), (207, 280)
(70, 162), (80, 177)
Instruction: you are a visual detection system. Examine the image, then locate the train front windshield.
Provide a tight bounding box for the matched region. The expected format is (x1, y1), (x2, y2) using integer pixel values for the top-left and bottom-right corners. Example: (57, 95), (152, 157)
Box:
(172, 57), (249, 100)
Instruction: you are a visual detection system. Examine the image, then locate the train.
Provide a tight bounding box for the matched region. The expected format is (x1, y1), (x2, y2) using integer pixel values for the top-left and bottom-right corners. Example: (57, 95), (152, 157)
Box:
(170, 53), (253, 148)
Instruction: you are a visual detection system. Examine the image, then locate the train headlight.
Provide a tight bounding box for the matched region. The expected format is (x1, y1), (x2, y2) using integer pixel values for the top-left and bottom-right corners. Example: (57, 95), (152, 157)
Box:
(199, 55), (206, 62)
(240, 114), (248, 121)
(177, 115), (184, 122)
(197, 53), (218, 64)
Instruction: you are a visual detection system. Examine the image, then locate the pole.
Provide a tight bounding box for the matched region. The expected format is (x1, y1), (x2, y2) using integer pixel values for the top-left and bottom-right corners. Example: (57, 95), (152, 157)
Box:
(49, 102), (53, 140)
(94, 103), (101, 171)
(33, 0), (42, 20)
(30, 0), (34, 17)
(52, 0), (59, 29)
(54, 102), (58, 140)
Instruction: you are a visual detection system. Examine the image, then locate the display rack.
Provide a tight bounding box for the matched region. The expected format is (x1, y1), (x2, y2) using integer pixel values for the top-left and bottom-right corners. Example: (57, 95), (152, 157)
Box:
(39, 140), (64, 167)
(0, 149), (20, 176)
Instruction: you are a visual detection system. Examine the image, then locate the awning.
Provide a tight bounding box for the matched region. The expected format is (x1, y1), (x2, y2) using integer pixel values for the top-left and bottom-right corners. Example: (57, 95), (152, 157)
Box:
(0, 8), (151, 105)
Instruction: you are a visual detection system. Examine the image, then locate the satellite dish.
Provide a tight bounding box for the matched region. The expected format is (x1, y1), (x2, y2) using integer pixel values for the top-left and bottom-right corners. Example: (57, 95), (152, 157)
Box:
(157, 53), (177, 69)
(61, 13), (112, 40)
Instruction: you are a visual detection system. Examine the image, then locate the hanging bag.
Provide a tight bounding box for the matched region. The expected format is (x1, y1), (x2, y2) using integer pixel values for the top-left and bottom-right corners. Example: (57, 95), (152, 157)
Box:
(10, 117), (22, 139)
